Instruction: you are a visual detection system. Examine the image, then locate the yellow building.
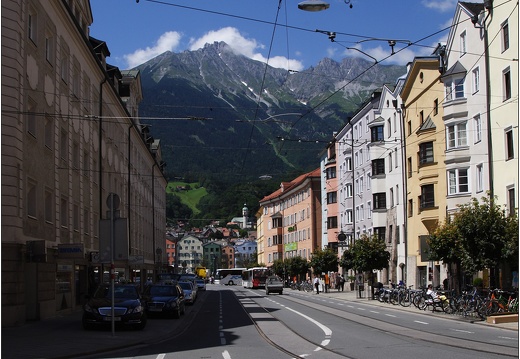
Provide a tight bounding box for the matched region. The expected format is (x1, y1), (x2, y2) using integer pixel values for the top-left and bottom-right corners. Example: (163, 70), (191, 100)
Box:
(401, 57), (446, 288)
(258, 168), (322, 275)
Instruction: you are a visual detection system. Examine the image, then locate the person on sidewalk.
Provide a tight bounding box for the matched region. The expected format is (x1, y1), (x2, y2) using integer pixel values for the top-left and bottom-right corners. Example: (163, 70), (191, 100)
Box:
(324, 273), (330, 293)
(339, 275), (345, 291)
(314, 275), (320, 294)
(335, 274), (341, 292)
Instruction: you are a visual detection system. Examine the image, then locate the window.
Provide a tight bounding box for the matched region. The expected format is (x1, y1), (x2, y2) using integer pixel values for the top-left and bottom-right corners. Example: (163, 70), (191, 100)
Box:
(346, 184), (352, 198)
(28, 11), (37, 43)
(448, 168), (469, 195)
(447, 122), (467, 149)
(371, 125), (384, 142)
(419, 111), (424, 125)
(388, 153), (393, 171)
(460, 30), (466, 56)
(346, 210), (352, 224)
(474, 114), (482, 143)
(407, 120), (412, 136)
(327, 191), (337, 204)
(27, 100), (37, 136)
(372, 159), (385, 175)
(476, 164), (483, 193)
(346, 158), (352, 171)
(45, 188), (53, 223)
(387, 119), (392, 137)
(390, 188), (394, 207)
(326, 166), (336, 179)
(373, 193), (386, 210)
(503, 67), (511, 101)
(420, 184), (435, 209)
(433, 99), (438, 115)
(45, 115), (53, 149)
(506, 128), (514, 160)
(327, 216), (338, 229)
(61, 52), (69, 83)
(407, 157), (412, 178)
(60, 197), (68, 227)
(60, 129), (68, 161)
(445, 78), (465, 101)
(419, 142), (434, 164)
(27, 180), (37, 218)
(72, 142), (79, 169)
(508, 187), (516, 216)
(367, 202), (372, 218)
(502, 20), (509, 52)
(73, 204), (79, 231)
(374, 227), (386, 241)
(396, 185), (400, 205)
(45, 32), (55, 65)
(472, 67), (480, 94)
(408, 199), (413, 217)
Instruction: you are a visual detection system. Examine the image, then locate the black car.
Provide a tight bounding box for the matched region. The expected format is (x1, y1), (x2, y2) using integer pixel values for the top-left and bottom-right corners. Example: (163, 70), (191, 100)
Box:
(82, 284), (147, 330)
(143, 284), (186, 318)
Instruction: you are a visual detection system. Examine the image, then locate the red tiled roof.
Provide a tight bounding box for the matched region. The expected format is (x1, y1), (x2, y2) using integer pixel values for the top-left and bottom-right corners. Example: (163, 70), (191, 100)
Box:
(260, 167), (321, 203)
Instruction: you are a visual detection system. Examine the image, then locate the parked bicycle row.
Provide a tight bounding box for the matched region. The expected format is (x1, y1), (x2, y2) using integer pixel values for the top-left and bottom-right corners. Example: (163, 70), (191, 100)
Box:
(373, 284), (518, 320)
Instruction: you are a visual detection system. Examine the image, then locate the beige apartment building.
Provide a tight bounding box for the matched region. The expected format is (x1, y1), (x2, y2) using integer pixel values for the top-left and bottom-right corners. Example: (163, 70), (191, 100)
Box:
(258, 168), (322, 272)
(1, 0), (167, 326)
(401, 57), (447, 289)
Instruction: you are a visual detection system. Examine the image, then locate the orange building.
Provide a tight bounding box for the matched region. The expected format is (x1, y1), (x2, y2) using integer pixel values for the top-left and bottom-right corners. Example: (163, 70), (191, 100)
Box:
(258, 168), (322, 273)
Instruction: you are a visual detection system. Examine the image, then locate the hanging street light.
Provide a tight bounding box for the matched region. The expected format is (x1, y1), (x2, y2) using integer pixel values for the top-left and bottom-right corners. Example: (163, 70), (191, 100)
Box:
(298, 0), (330, 12)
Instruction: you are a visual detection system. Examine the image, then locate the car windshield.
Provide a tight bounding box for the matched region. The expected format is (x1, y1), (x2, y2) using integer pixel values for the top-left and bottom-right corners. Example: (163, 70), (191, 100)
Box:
(149, 286), (178, 296)
(93, 285), (139, 299)
(179, 282), (192, 290)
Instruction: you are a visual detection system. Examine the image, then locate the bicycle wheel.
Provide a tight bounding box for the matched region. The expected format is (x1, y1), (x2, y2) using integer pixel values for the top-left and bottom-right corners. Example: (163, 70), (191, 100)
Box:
(416, 296), (427, 310)
(399, 291), (412, 307)
(305, 284), (313, 293)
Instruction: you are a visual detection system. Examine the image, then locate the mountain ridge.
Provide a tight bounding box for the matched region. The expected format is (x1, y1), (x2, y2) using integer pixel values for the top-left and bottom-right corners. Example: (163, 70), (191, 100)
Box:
(136, 41), (406, 183)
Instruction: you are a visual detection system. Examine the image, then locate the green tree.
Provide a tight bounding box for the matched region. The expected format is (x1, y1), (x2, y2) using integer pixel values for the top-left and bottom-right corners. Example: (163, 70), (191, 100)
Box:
(271, 259), (285, 277)
(342, 234), (390, 273)
(285, 256), (310, 280)
(309, 248), (338, 275)
(429, 194), (519, 289)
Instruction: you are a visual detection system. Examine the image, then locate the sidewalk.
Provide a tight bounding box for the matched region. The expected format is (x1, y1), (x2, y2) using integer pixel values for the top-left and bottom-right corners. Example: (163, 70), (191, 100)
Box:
(2, 287), (517, 359)
(303, 286), (519, 330)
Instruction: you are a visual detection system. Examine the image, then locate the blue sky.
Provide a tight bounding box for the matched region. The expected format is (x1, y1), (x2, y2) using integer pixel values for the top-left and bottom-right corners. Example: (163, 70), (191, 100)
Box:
(89, 0), (459, 71)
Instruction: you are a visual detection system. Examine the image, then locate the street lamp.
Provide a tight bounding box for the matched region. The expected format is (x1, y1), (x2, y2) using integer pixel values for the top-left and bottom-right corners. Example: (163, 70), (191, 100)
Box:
(298, 0), (330, 11)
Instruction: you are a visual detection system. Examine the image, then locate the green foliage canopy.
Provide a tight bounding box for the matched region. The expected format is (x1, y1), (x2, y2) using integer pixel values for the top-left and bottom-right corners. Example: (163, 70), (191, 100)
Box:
(309, 248), (338, 274)
(339, 234), (390, 273)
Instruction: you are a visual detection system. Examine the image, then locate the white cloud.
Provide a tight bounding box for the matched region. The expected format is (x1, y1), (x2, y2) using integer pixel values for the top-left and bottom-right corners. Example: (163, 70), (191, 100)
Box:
(421, 0), (457, 12)
(124, 31), (182, 68)
(189, 27), (304, 71)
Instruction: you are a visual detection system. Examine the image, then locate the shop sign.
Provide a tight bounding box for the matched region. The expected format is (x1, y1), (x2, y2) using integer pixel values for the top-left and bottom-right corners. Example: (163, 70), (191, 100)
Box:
(57, 243), (84, 259)
(129, 255), (144, 265)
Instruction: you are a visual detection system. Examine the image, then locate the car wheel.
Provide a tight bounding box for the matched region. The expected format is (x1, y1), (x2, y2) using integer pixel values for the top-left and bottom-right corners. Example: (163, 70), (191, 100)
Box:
(134, 317), (147, 330)
(228, 281), (234, 286)
(266, 289), (270, 295)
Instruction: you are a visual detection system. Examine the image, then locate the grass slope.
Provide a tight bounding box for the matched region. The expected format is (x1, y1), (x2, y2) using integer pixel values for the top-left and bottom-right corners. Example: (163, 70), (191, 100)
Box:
(166, 181), (208, 215)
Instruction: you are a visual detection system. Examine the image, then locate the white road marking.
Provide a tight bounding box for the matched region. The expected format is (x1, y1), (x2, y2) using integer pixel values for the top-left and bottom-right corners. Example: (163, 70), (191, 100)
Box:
(414, 320), (429, 325)
(450, 328), (474, 334)
(156, 355), (166, 359)
(284, 306), (333, 336)
(222, 349), (232, 359)
(385, 314), (396, 317)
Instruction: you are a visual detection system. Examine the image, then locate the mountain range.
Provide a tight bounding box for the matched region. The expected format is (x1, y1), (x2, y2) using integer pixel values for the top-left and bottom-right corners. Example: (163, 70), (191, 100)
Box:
(136, 41), (406, 183)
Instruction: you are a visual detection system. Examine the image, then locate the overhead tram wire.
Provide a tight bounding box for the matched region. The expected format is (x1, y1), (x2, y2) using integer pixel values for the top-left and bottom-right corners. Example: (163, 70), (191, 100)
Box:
(238, 0), (284, 176)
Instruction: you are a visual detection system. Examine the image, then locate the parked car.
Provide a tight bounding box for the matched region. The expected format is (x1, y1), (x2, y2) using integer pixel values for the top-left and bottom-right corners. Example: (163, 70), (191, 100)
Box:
(142, 284), (186, 318)
(265, 276), (284, 295)
(195, 278), (206, 291)
(178, 281), (197, 304)
(82, 284), (147, 330)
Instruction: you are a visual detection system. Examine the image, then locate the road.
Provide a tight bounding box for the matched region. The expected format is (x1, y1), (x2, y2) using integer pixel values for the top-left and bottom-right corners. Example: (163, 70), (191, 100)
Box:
(98, 285), (518, 359)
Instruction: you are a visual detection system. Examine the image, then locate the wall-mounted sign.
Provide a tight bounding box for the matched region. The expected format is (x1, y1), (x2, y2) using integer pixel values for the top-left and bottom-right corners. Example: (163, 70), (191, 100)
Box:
(57, 243), (84, 259)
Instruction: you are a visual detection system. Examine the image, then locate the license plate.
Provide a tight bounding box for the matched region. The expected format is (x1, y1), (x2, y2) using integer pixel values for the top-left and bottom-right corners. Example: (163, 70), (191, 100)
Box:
(149, 308), (162, 312)
(104, 316), (121, 321)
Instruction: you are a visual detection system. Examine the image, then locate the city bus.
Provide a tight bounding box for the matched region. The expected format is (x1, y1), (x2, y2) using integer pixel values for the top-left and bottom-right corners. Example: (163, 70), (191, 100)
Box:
(242, 267), (270, 289)
(215, 268), (246, 285)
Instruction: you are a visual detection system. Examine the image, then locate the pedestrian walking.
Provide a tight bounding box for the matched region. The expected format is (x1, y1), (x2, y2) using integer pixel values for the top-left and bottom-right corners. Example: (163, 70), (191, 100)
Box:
(314, 275), (320, 294)
(339, 275), (345, 291)
(335, 274), (341, 292)
(324, 273), (330, 293)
